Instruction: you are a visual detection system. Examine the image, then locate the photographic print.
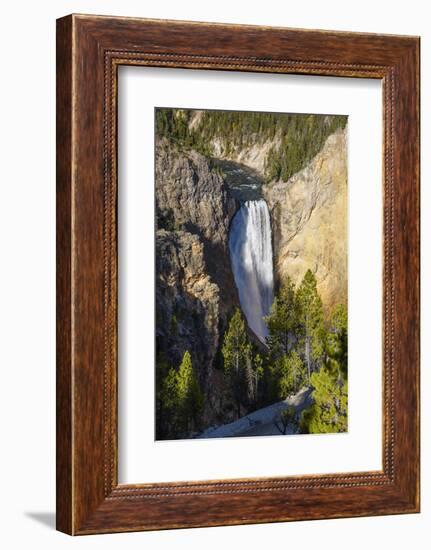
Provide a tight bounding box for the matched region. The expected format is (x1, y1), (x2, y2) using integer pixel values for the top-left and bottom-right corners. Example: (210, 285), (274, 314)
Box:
(155, 108), (348, 441)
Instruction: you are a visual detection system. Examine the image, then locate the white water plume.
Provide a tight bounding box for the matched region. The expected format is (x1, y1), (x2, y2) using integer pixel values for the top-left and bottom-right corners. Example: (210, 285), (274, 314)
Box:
(229, 199), (274, 342)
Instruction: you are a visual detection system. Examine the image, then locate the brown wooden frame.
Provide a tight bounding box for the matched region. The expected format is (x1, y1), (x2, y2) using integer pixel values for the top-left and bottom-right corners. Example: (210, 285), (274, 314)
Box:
(56, 14), (420, 535)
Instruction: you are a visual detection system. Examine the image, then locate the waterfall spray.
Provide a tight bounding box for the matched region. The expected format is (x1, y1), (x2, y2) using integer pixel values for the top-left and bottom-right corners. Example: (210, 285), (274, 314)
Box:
(229, 199), (274, 342)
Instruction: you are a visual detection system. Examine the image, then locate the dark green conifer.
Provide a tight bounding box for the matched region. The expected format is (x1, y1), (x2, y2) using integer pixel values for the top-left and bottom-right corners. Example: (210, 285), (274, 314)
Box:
(296, 270), (325, 381)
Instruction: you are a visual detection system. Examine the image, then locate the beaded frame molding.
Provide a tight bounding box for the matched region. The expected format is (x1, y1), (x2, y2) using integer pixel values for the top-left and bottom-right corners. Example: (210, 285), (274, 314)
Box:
(56, 14), (420, 535)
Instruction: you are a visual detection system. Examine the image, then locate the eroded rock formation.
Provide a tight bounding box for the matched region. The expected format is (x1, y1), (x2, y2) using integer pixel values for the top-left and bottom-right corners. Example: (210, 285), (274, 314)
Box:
(155, 142), (238, 422)
(263, 128), (348, 313)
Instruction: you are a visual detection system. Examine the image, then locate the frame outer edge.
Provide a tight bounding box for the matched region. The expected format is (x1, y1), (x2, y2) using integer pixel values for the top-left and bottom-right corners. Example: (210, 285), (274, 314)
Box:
(57, 14), (421, 535)
(56, 14), (74, 535)
(393, 38), (421, 511)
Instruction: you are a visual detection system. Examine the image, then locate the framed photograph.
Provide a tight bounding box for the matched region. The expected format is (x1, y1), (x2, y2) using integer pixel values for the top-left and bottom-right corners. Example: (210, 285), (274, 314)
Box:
(56, 14), (420, 534)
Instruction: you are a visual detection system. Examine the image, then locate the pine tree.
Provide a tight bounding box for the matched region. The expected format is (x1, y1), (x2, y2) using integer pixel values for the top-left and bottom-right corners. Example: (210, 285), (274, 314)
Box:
(326, 304), (348, 381)
(300, 367), (348, 434)
(177, 351), (203, 434)
(296, 270), (325, 382)
(156, 351), (181, 439)
(278, 350), (305, 399)
(244, 352), (254, 407)
(265, 276), (299, 358)
(157, 365), (181, 439)
(252, 353), (264, 407)
(278, 355), (294, 400)
(222, 308), (252, 419)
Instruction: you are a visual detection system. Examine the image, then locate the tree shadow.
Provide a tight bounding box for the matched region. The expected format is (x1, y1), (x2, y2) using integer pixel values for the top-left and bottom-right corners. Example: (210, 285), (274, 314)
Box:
(25, 511), (56, 530)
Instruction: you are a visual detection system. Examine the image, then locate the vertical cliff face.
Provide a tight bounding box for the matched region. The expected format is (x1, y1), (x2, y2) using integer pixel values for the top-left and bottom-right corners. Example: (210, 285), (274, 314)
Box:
(156, 230), (221, 386)
(156, 143), (237, 251)
(155, 142), (238, 422)
(155, 141), (238, 316)
(263, 128), (348, 314)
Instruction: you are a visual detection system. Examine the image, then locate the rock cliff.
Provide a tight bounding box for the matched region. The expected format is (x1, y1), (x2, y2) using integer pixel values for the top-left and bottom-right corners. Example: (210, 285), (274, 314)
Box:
(211, 135), (276, 175)
(155, 142), (238, 421)
(156, 230), (220, 386)
(263, 128), (348, 313)
(201, 125), (348, 315)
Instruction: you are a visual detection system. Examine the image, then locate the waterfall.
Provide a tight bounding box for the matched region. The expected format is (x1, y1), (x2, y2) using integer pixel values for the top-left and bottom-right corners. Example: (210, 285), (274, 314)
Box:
(229, 199), (274, 342)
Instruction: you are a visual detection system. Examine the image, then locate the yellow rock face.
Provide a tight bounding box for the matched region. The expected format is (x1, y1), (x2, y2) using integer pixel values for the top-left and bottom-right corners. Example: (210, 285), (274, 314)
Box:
(263, 128), (348, 315)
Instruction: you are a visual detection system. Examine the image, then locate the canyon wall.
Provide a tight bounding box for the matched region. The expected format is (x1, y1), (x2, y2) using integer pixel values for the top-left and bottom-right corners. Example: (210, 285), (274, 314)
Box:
(155, 142), (239, 423)
(198, 123), (348, 315)
(263, 128), (348, 314)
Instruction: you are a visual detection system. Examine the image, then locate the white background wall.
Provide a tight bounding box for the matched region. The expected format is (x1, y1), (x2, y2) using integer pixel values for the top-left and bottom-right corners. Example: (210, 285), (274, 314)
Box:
(0, 1), (427, 548)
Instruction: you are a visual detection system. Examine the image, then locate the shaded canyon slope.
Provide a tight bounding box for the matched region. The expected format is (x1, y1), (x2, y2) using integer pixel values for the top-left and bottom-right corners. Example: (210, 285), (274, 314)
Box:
(155, 141), (238, 422)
